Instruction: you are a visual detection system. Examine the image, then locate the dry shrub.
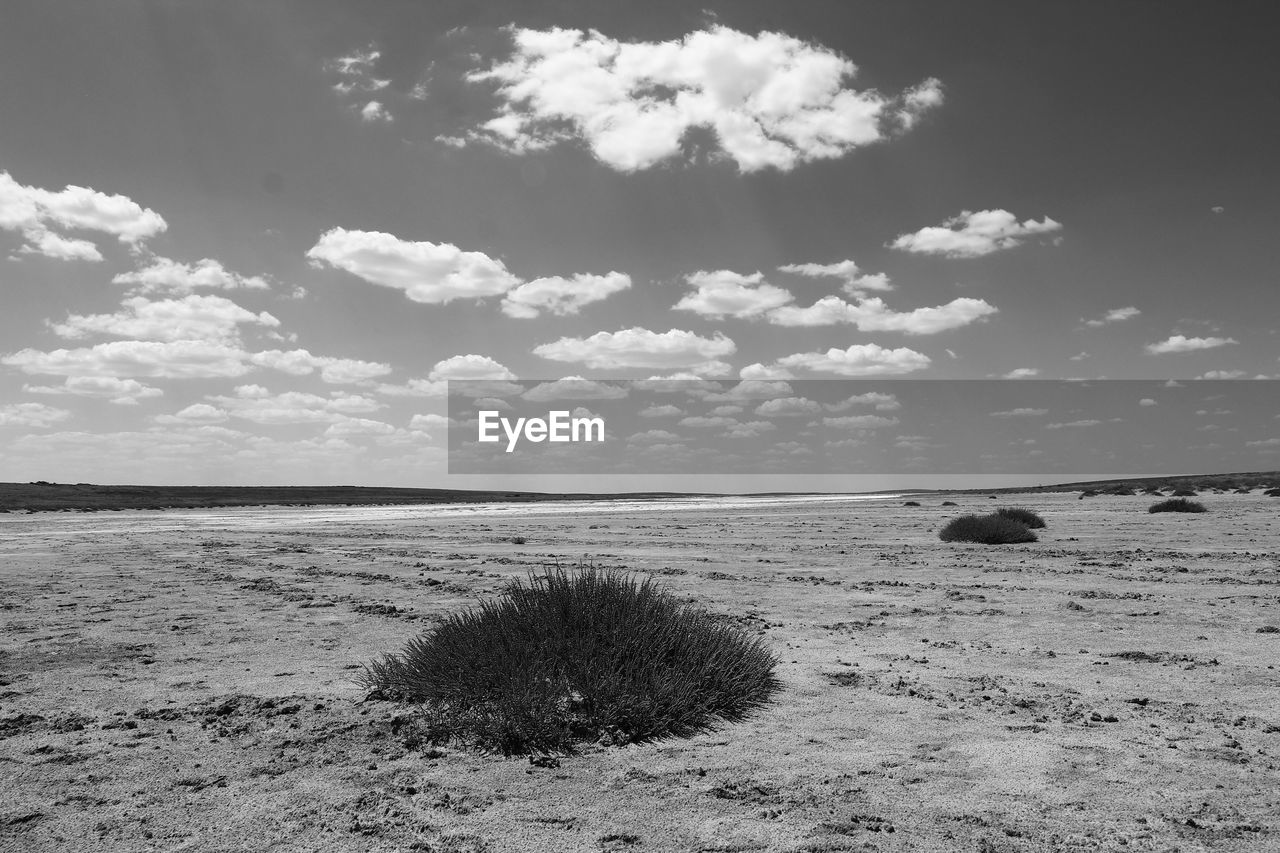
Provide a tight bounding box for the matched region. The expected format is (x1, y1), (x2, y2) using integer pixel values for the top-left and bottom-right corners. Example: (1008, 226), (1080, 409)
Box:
(994, 507), (1046, 529)
(1149, 498), (1207, 514)
(939, 514), (1037, 544)
(361, 567), (780, 755)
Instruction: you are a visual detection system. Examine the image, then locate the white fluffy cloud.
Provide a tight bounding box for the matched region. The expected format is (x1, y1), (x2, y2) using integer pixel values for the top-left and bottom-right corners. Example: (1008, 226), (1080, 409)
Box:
(674, 270), (794, 319)
(1145, 335), (1238, 354)
(754, 397), (823, 417)
(24, 376), (163, 406)
(500, 272), (631, 318)
(823, 414), (900, 429)
(0, 171), (166, 260)
(307, 228), (520, 304)
(0, 402), (71, 428)
(768, 295), (996, 334)
(522, 377), (628, 401)
(325, 46), (393, 122)
(249, 349), (392, 384)
(155, 403), (228, 424)
(776, 260), (892, 295)
(533, 327), (736, 374)
(890, 209), (1061, 257)
(1083, 306), (1140, 327)
(2, 340), (255, 379)
(430, 354), (517, 381)
(112, 257), (271, 294)
(208, 385), (382, 425)
(768, 343), (931, 376)
(465, 26), (942, 172)
(49, 295), (280, 344)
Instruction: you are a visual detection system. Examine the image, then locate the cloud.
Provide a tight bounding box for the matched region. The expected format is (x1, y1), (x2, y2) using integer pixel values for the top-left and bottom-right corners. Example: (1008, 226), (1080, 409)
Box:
(500, 272), (631, 318)
(698, 380), (794, 402)
(533, 327), (735, 374)
(464, 26), (942, 172)
(208, 386), (382, 425)
(1199, 370), (1247, 379)
(1246, 438), (1280, 447)
(1002, 368), (1040, 379)
(154, 403), (227, 425)
(2, 340), (255, 379)
(360, 101), (392, 123)
(324, 417), (396, 437)
(770, 343), (931, 376)
(991, 408), (1048, 418)
(890, 209), (1061, 257)
(307, 227), (520, 304)
(1083, 306), (1140, 327)
(738, 362), (795, 380)
(679, 415), (737, 428)
(49, 295), (280, 344)
(325, 45), (394, 122)
(754, 396), (823, 417)
(826, 392), (900, 412)
(639, 404), (683, 417)
(768, 295), (996, 334)
(24, 376), (163, 406)
(409, 414), (451, 432)
(521, 377), (629, 401)
(1139, 398), (1158, 406)
(776, 259), (892, 295)
(431, 354), (517, 381)
(112, 257), (271, 294)
(0, 402), (71, 428)
(1045, 419), (1103, 429)
(248, 349), (392, 384)
(628, 429), (681, 444)
(0, 170), (166, 260)
(822, 414), (899, 429)
(674, 270), (793, 319)
(1145, 335), (1238, 354)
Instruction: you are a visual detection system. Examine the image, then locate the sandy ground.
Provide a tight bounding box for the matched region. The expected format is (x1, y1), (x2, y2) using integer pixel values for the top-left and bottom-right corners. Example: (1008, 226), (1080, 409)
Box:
(2, 492), (1278, 852)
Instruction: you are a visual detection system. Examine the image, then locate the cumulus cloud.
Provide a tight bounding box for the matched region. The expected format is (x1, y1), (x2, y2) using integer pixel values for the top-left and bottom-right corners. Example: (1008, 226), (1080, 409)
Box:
(738, 362), (795, 380)
(154, 403), (228, 425)
(0, 402), (71, 428)
(754, 396), (823, 417)
(464, 26), (942, 172)
(990, 407), (1048, 417)
(533, 327), (735, 374)
(248, 349), (392, 384)
(500, 272), (631, 318)
(360, 101), (392, 123)
(1045, 419), (1103, 429)
(0, 170), (166, 260)
(522, 377), (628, 401)
(674, 270), (793, 319)
(49, 295), (280, 344)
(768, 295), (996, 334)
(776, 259), (892, 295)
(1002, 368), (1040, 379)
(307, 228), (520, 304)
(2, 340), (255, 379)
(24, 376), (163, 406)
(375, 354), (519, 398)
(208, 385), (382, 425)
(1083, 306), (1140, 328)
(639, 404), (683, 417)
(769, 343), (931, 376)
(1145, 335), (1237, 354)
(822, 414), (899, 429)
(112, 257), (271, 295)
(890, 209), (1061, 257)
(826, 392), (900, 412)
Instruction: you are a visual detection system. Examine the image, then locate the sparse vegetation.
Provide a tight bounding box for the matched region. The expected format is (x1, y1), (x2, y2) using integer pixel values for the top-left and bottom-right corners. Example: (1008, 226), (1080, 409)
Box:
(939, 514), (1037, 544)
(1266, 488), (1280, 497)
(1080, 490), (1100, 499)
(1149, 498), (1207, 514)
(994, 507), (1046, 529)
(941, 501), (958, 506)
(1172, 489), (1198, 497)
(361, 567), (780, 755)
(903, 501), (921, 507)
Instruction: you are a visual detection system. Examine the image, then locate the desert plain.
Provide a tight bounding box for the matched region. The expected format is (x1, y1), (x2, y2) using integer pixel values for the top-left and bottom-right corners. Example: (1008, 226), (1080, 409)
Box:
(1, 491), (1278, 852)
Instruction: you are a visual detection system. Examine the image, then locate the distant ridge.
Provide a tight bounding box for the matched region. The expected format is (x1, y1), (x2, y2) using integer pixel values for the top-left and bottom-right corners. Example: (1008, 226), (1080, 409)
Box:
(2, 472), (1277, 513)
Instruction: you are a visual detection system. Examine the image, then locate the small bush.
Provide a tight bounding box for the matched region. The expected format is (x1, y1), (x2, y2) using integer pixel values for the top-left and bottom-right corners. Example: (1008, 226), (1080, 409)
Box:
(994, 507), (1046, 529)
(941, 501), (958, 506)
(939, 514), (1037, 544)
(1108, 487), (1136, 496)
(1265, 488), (1280, 497)
(1171, 489), (1198, 497)
(1149, 498), (1207, 514)
(903, 500), (921, 507)
(360, 567), (780, 755)
(1142, 487), (1163, 495)
(1080, 490), (1100, 498)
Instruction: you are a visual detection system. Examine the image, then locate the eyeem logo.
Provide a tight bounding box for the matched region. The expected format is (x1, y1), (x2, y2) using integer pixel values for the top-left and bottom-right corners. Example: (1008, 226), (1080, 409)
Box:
(478, 410), (605, 453)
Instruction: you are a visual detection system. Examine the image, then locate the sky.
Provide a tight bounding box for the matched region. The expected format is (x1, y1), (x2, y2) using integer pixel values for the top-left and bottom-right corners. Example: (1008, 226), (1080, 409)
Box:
(1, 0), (1277, 490)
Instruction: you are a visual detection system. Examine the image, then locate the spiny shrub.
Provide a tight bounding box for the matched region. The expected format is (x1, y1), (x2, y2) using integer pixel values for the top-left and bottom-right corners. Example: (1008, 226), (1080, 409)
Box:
(941, 501), (958, 506)
(1265, 488), (1280, 497)
(1149, 498), (1207, 514)
(360, 567), (780, 755)
(1080, 490), (1100, 499)
(939, 514), (1037, 544)
(903, 501), (921, 507)
(1172, 489), (1198, 497)
(994, 507), (1046, 529)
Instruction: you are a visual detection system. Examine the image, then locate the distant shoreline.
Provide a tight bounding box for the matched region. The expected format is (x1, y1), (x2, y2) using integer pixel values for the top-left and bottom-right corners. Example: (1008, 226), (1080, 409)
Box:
(2, 472), (1276, 514)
